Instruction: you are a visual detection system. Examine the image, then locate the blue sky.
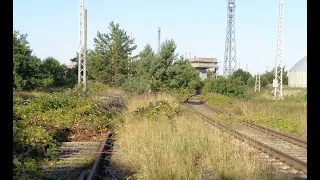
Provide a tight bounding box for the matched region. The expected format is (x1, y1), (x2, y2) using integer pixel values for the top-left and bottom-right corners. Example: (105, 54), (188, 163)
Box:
(14, 0), (306, 75)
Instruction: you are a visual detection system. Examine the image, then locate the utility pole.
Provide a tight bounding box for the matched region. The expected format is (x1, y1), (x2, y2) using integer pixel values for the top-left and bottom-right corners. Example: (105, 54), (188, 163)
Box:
(274, 0), (284, 100)
(78, 0), (84, 85)
(78, 0), (87, 94)
(255, 35), (261, 92)
(238, 62), (240, 70)
(157, 27), (161, 55)
(83, 9), (87, 94)
(223, 0), (237, 77)
(246, 64), (248, 72)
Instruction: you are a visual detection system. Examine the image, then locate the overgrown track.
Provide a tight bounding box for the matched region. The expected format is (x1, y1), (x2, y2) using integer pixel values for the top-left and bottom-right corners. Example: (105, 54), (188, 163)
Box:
(186, 99), (307, 176)
(86, 130), (115, 180)
(37, 131), (114, 180)
(202, 103), (307, 149)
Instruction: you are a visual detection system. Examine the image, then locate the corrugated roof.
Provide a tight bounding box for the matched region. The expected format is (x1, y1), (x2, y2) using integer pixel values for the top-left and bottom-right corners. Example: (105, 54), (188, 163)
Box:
(289, 56), (307, 71)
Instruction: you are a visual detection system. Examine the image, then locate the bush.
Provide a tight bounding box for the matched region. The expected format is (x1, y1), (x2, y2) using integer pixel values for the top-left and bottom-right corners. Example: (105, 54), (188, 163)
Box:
(13, 90), (124, 154)
(121, 76), (149, 94)
(134, 100), (182, 119)
(13, 120), (53, 151)
(231, 69), (252, 85)
(203, 76), (246, 97)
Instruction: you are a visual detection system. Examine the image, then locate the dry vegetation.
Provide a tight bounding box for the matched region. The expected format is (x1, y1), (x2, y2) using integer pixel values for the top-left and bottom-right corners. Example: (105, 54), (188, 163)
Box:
(13, 91), (49, 102)
(109, 93), (283, 180)
(126, 93), (177, 113)
(203, 90), (307, 137)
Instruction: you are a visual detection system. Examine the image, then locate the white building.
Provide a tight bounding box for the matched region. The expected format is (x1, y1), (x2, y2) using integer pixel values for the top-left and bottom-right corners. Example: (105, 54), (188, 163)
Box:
(288, 56), (307, 88)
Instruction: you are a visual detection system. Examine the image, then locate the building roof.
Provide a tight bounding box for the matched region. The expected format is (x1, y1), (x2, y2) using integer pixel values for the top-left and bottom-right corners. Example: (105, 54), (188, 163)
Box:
(189, 57), (218, 63)
(289, 56), (307, 71)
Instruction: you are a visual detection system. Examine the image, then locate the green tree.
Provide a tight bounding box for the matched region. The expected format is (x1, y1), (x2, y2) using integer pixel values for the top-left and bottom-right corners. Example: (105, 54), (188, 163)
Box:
(121, 44), (156, 93)
(121, 41), (201, 96)
(166, 56), (202, 96)
(40, 57), (66, 87)
(90, 21), (137, 86)
(231, 69), (252, 85)
(262, 70), (274, 84)
(261, 66), (288, 85)
(248, 76), (269, 89)
(13, 31), (43, 90)
(150, 39), (177, 91)
(247, 77), (255, 88)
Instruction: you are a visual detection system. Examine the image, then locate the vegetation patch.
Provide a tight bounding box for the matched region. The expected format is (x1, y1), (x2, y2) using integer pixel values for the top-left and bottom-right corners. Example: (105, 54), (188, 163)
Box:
(134, 100), (182, 119)
(109, 94), (282, 180)
(203, 92), (306, 137)
(13, 83), (126, 180)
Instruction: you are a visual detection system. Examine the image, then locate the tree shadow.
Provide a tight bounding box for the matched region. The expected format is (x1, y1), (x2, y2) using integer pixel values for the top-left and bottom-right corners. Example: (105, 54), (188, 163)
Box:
(53, 128), (73, 142)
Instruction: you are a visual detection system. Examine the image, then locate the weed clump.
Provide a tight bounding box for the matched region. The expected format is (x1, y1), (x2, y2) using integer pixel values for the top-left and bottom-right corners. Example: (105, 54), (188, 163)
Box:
(134, 100), (182, 119)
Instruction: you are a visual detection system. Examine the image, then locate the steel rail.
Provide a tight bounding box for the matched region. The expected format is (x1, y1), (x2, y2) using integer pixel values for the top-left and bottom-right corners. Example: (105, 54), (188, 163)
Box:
(202, 103), (307, 148)
(86, 130), (113, 180)
(186, 103), (307, 174)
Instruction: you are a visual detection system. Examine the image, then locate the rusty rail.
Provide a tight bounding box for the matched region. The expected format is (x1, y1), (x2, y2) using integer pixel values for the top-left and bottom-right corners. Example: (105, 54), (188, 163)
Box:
(86, 130), (113, 180)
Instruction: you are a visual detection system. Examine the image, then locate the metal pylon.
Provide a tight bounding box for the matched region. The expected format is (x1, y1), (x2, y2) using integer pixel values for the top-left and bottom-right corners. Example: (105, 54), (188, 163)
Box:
(273, 1), (284, 99)
(78, 0), (84, 85)
(223, 0), (237, 77)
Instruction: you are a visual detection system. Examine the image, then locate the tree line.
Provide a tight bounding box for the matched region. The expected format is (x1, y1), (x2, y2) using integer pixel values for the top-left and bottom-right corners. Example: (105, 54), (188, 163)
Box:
(13, 21), (288, 97)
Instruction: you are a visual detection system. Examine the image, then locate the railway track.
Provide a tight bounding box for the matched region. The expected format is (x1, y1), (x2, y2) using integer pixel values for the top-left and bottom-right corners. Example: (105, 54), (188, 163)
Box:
(186, 98), (307, 178)
(202, 103), (307, 149)
(27, 131), (115, 180)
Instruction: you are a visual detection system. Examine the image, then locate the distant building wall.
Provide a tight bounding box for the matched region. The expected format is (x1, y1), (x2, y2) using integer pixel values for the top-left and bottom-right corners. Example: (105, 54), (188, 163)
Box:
(197, 68), (207, 80)
(189, 57), (219, 80)
(288, 71), (307, 88)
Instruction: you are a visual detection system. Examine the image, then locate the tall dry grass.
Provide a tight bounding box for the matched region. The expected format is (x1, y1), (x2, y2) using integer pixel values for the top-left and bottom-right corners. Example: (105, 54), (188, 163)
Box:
(110, 94), (282, 180)
(127, 93), (177, 112)
(13, 91), (48, 101)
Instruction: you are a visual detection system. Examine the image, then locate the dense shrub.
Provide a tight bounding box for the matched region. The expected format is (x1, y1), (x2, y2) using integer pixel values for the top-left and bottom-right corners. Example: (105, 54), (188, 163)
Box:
(121, 76), (150, 94)
(13, 91), (124, 153)
(203, 76), (246, 97)
(231, 69), (252, 85)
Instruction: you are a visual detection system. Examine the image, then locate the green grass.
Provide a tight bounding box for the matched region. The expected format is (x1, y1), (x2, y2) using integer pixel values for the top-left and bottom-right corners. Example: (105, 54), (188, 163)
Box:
(203, 90), (307, 137)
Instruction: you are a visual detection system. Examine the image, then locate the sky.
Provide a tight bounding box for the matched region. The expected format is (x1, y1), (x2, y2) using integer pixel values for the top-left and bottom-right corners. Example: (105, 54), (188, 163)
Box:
(13, 0), (306, 76)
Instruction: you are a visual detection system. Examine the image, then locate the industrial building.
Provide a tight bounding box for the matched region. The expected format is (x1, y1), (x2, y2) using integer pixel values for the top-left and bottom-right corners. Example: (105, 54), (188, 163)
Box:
(189, 57), (219, 80)
(288, 56), (307, 88)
